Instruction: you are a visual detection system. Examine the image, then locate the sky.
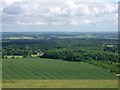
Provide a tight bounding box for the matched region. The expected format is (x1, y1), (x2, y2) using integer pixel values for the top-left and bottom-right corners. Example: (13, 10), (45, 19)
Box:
(0, 0), (119, 32)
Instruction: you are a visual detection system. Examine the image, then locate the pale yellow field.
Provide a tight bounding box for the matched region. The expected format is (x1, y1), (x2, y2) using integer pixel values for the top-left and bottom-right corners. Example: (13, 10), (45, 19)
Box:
(2, 80), (118, 88)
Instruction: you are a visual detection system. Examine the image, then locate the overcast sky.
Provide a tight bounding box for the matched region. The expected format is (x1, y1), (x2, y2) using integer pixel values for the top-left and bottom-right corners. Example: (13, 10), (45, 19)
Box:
(1, 0), (119, 32)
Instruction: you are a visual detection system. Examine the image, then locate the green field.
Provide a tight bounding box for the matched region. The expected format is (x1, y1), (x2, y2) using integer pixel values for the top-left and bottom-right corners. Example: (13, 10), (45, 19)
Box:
(2, 58), (118, 88)
(9, 36), (34, 40)
(3, 58), (116, 80)
(3, 80), (118, 88)
(3, 55), (23, 59)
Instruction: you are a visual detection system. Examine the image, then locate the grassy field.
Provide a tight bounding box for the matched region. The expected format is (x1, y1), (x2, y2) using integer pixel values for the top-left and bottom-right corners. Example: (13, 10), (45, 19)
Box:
(4, 55), (38, 59)
(2, 58), (117, 80)
(9, 36), (34, 40)
(2, 58), (118, 88)
(4, 55), (23, 59)
(3, 80), (118, 88)
(58, 35), (97, 39)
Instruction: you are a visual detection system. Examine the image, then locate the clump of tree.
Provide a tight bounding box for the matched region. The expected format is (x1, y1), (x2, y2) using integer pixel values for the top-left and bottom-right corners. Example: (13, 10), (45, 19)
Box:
(41, 47), (119, 62)
(86, 60), (119, 74)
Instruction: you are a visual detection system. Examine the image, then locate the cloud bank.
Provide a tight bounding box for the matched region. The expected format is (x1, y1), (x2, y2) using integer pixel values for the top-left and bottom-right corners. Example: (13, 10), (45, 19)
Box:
(1, 0), (118, 32)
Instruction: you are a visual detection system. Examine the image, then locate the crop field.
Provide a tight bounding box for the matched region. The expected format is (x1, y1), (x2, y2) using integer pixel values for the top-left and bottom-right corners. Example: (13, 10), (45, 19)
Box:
(3, 55), (23, 59)
(2, 58), (116, 80)
(9, 36), (34, 40)
(2, 58), (118, 88)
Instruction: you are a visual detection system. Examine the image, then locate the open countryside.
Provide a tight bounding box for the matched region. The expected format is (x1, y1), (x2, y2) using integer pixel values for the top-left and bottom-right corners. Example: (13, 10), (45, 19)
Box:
(2, 32), (119, 88)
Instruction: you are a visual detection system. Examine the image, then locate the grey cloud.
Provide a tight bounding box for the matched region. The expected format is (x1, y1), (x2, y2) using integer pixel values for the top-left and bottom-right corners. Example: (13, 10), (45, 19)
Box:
(3, 3), (23, 14)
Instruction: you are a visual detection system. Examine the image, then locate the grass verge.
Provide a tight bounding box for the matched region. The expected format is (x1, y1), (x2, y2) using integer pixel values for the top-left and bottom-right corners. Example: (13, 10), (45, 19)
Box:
(2, 80), (118, 88)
